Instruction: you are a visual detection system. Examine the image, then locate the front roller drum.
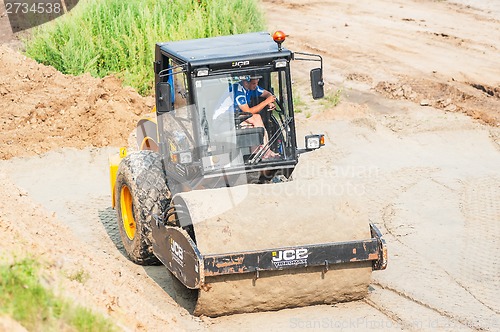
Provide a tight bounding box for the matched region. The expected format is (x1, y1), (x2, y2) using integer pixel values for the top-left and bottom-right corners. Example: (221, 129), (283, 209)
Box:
(195, 224), (386, 316)
(196, 262), (372, 316)
(152, 224), (385, 316)
(154, 183), (387, 316)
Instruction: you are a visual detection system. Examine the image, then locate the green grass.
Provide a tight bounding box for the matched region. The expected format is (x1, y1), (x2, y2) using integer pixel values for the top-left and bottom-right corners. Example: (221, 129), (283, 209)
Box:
(322, 88), (343, 108)
(0, 258), (116, 331)
(68, 268), (90, 284)
(292, 84), (342, 115)
(24, 0), (265, 95)
(292, 92), (306, 113)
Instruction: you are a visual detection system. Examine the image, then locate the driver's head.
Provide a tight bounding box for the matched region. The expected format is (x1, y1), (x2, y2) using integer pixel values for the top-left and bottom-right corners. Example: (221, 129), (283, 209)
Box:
(241, 75), (261, 90)
(244, 78), (260, 90)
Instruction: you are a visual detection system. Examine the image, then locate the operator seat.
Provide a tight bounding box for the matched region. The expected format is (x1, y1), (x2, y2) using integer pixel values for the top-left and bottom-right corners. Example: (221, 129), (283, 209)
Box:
(235, 126), (264, 158)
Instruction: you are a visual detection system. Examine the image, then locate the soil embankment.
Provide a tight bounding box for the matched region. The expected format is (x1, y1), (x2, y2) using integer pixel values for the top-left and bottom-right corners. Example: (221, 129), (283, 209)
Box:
(0, 0), (499, 330)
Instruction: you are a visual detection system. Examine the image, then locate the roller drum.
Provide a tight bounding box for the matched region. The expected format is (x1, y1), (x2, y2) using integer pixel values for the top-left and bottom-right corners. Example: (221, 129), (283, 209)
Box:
(173, 180), (373, 316)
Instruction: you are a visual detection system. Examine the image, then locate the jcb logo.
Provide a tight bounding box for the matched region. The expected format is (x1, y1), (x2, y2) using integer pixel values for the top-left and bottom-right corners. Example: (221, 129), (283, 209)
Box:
(171, 239), (183, 261)
(272, 248), (309, 262)
(232, 60), (250, 67)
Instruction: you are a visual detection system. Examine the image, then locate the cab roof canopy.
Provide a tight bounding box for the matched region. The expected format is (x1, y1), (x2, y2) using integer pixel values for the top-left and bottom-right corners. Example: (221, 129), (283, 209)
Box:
(157, 32), (292, 68)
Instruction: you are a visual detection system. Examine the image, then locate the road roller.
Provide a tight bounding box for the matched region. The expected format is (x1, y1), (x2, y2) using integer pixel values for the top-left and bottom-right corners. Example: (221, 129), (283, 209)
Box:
(109, 31), (387, 316)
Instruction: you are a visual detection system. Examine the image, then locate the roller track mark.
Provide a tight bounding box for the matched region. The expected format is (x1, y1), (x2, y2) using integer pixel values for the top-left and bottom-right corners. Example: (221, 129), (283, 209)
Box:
(362, 298), (406, 329)
(458, 176), (500, 315)
(380, 169), (456, 241)
(381, 203), (404, 241)
(430, 177), (458, 193)
(370, 283), (472, 330)
(368, 168), (499, 330)
(98, 205), (125, 254)
(381, 201), (499, 317)
(451, 276), (500, 317)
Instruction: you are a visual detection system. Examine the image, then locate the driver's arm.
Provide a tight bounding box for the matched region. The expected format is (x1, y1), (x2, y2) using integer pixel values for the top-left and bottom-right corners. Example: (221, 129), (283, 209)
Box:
(239, 95), (276, 114)
(261, 89), (277, 110)
(261, 89), (273, 99)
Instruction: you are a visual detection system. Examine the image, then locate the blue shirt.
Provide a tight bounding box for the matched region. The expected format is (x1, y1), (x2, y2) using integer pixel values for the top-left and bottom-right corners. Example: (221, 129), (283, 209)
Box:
(232, 82), (264, 112)
(212, 82), (265, 120)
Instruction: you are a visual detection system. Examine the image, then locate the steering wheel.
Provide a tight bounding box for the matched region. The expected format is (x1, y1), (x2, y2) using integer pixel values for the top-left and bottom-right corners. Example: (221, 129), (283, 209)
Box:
(235, 111), (253, 125)
(273, 96), (285, 114)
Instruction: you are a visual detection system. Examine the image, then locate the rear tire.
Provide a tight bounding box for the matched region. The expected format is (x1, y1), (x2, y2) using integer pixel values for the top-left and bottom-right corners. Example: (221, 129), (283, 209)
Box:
(115, 150), (171, 265)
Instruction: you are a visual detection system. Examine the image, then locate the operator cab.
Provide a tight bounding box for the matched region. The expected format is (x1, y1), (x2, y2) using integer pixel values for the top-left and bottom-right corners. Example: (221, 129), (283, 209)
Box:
(152, 32), (324, 190)
(193, 70), (290, 165)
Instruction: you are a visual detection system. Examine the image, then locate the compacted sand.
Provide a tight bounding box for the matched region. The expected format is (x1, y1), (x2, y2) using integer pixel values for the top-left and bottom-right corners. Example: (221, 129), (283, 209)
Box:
(0, 0), (499, 330)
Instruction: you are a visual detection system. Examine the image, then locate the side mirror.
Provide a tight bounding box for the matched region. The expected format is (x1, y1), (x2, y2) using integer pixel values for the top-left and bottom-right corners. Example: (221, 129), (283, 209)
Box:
(156, 82), (172, 114)
(310, 68), (324, 99)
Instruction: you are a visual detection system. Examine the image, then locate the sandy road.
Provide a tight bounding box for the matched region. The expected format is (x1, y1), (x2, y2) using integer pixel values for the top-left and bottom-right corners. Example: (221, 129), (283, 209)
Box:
(1, 0), (499, 331)
(2, 95), (498, 331)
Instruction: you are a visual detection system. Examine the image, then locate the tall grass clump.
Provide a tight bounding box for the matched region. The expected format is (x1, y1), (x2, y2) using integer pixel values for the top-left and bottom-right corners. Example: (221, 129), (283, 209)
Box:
(25, 0), (265, 95)
(0, 258), (116, 331)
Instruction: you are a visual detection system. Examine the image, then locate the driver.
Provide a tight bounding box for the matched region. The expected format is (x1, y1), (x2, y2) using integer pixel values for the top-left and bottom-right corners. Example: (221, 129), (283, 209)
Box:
(233, 75), (276, 130)
(232, 75), (280, 159)
(212, 75), (280, 159)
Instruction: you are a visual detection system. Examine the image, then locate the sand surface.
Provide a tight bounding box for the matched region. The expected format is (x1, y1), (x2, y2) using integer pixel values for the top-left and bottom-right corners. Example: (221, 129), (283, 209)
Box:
(0, 0), (499, 330)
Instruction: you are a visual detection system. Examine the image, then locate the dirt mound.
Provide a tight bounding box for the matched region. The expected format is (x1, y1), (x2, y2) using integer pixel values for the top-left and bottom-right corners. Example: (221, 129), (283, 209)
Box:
(374, 77), (500, 127)
(0, 170), (200, 330)
(0, 45), (153, 160)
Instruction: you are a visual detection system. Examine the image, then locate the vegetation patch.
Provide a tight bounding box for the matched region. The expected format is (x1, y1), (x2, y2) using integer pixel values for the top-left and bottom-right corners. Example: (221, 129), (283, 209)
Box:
(322, 88), (343, 109)
(24, 0), (265, 95)
(0, 257), (115, 331)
